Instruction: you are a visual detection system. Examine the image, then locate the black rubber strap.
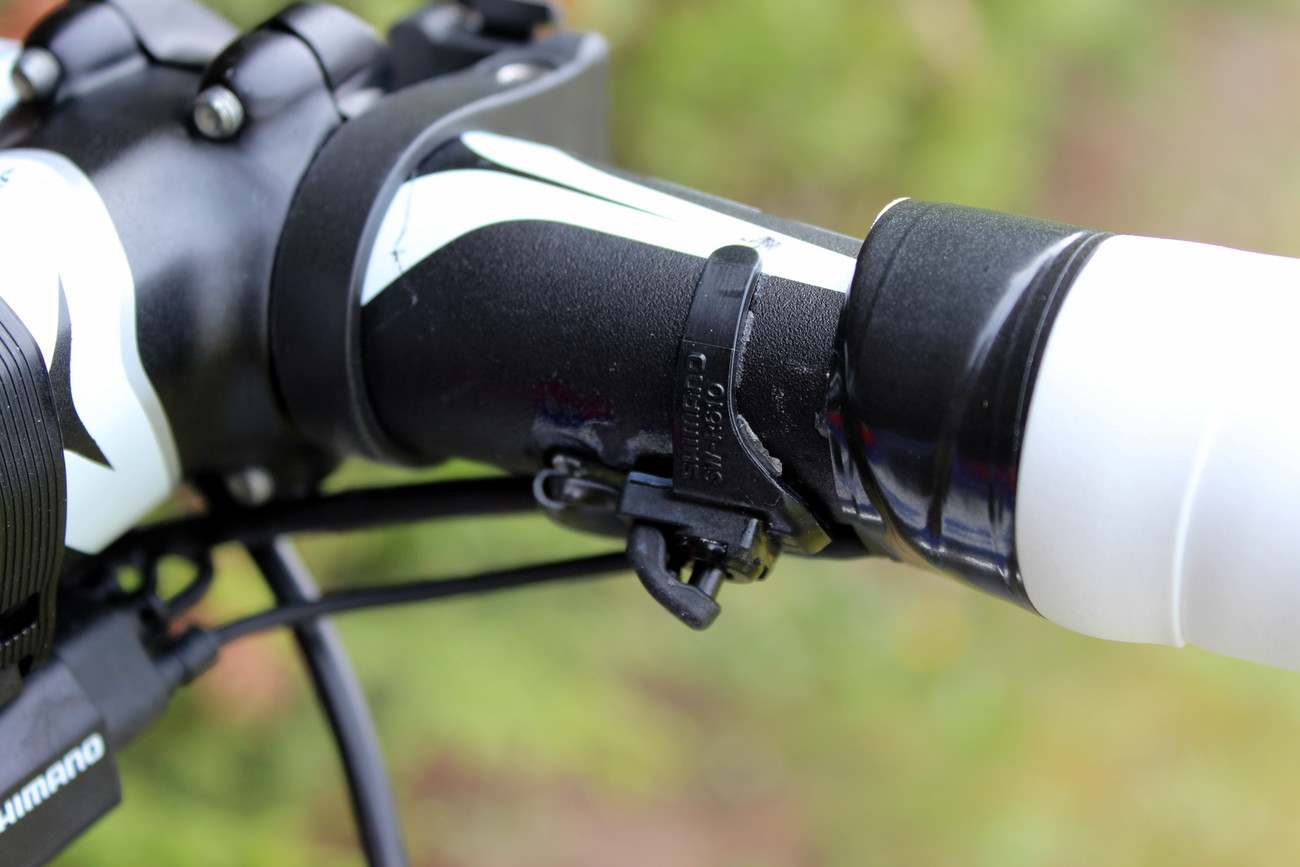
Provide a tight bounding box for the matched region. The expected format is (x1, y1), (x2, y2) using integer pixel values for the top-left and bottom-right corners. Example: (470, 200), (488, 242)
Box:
(671, 245), (828, 553)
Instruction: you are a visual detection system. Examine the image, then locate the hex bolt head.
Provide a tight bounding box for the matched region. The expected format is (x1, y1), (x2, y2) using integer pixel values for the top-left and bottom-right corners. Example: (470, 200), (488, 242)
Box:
(225, 466), (275, 507)
(12, 48), (61, 103)
(494, 62), (550, 87)
(192, 85), (246, 141)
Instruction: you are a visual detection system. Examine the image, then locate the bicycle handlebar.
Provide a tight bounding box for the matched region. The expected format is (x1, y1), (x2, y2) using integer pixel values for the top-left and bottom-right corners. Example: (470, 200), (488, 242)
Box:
(280, 129), (856, 506)
(0, 0), (1298, 862)
(276, 103), (1300, 670)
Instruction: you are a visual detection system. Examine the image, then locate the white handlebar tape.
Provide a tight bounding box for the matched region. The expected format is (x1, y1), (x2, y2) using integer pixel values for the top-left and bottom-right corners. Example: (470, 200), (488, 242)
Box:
(1017, 234), (1300, 670)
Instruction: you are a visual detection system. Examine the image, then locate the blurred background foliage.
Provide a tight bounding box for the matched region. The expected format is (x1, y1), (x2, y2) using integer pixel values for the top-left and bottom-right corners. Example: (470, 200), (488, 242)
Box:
(0, 0), (1296, 863)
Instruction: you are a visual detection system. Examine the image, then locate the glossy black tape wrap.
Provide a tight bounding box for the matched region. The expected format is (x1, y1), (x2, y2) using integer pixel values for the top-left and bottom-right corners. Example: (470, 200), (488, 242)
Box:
(831, 200), (1109, 607)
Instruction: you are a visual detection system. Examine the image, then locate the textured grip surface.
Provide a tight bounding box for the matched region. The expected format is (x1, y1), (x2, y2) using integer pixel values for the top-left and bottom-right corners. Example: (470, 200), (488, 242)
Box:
(0, 296), (64, 673)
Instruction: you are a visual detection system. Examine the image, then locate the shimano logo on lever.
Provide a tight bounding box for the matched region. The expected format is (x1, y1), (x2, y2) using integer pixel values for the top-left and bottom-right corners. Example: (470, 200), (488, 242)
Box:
(0, 733), (106, 835)
(679, 351), (727, 484)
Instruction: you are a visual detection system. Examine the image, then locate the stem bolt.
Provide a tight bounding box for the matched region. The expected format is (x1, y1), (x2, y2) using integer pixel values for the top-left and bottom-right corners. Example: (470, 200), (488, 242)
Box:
(494, 62), (549, 86)
(226, 466), (275, 507)
(12, 48), (61, 103)
(192, 85), (245, 141)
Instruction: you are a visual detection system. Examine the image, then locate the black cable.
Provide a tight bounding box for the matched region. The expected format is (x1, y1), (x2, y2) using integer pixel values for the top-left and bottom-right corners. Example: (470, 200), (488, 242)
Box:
(160, 551), (215, 619)
(247, 538), (409, 867)
(215, 553), (629, 645)
(97, 476), (538, 568)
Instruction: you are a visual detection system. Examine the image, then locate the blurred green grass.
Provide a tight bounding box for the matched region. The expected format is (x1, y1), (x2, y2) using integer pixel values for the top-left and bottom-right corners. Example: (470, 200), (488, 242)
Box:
(8, 0), (1300, 863)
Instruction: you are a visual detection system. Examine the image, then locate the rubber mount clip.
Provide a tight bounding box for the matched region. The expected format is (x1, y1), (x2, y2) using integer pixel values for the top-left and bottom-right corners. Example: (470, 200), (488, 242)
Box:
(624, 245), (830, 630)
(628, 524), (724, 630)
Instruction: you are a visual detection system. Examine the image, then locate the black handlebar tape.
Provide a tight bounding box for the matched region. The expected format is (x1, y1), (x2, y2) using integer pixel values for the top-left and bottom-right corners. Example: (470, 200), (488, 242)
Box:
(830, 200), (1109, 607)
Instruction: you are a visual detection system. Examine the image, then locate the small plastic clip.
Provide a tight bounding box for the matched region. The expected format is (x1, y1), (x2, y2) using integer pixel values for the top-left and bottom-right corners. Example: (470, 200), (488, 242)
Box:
(623, 245), (830, 628)
(537, 246), (833, 630)
(626, 524), (722, 631)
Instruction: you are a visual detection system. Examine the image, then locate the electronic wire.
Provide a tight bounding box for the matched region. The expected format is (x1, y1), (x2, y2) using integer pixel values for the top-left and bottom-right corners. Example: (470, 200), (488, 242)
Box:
(214, 553), (629, 645)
